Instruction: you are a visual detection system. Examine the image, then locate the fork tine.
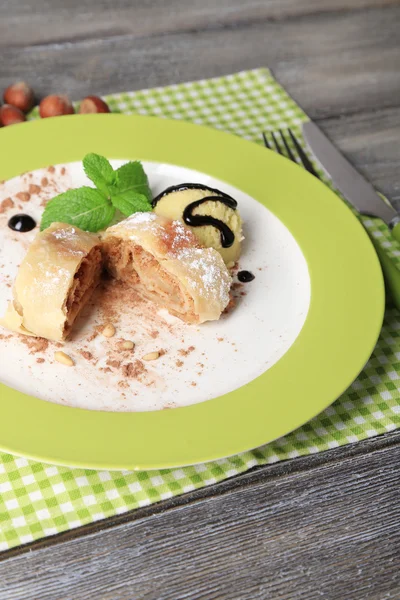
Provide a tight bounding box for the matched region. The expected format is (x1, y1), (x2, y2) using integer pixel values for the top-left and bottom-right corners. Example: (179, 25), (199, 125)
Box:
(288, 128), (319, 178)
(279, 129), (296, 163)
(262, 132), (271, 149)
(271, 131), (283, 155)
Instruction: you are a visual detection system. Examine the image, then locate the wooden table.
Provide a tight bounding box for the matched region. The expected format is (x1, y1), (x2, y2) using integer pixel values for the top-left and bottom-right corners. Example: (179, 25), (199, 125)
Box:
(1, 1), (400, 598)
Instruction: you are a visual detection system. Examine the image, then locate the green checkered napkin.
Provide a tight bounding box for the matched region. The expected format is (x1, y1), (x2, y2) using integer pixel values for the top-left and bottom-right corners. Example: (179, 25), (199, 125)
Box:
(1, 69), (399, 551)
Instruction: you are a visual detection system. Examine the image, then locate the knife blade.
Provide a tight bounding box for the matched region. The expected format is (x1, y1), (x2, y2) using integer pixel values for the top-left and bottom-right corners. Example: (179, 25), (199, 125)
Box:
(302, 120), (400, 312)
(302, 121), (399, 227)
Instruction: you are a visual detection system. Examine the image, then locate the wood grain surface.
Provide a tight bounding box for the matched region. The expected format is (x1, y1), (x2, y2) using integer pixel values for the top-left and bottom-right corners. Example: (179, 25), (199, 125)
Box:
(0, 0), (399, 598)
(1, 432), (399, 599)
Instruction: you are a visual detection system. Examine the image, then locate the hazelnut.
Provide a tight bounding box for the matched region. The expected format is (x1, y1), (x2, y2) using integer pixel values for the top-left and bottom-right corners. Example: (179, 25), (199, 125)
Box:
(79, 96), (110, 114)
(3, 82), (35, 113)
(39, 95), (75, 118)
(0, 104), (26, 127)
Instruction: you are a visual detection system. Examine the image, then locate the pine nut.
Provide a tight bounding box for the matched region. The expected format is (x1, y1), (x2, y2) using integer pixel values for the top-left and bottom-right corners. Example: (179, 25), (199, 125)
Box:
(102, 323), (116, 338)
(54, 351), (74, 366)
(121, 340), (135, 350)
(142, 351), (160, 361)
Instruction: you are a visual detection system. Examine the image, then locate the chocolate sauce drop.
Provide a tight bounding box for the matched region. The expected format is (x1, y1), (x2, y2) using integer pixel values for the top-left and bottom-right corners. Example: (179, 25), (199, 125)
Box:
(8, 214), (37, 233)
(238, 270), (255, 283)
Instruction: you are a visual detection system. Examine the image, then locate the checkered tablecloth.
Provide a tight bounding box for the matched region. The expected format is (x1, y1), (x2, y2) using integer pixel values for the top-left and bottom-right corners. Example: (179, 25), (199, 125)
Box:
(1, 69), (399, 551)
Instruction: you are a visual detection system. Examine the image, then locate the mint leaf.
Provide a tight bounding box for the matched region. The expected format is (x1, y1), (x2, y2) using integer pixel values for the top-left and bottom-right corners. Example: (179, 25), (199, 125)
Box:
(115, 161), (152, 202)
(111, 191), (152, 216)
(41, 187), (115, 232)
(83, 153), (116, 196)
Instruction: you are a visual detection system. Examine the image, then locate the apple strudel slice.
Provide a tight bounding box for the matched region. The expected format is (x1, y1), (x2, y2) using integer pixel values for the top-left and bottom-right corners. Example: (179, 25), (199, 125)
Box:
(102, 213), (231, 324)
(1, 222), (102, 341)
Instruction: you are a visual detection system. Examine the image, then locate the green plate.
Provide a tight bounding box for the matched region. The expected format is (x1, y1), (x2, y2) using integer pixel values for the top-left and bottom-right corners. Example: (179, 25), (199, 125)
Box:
(0, 114), (384, 470)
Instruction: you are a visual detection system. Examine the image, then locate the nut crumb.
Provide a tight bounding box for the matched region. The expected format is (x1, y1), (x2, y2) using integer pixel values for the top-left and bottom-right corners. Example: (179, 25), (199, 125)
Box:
(178, 346), (195, 357)
(36, 358), (45, 364)
(176, 360), (184, 367)
(41, 177), (49, 187)
(16, 191), (30, 203)
(190, 382), (197, 387)
(0, 198), (14, 213)
(61, 167), (66, 175)
(48, 166), (56, 173)
(150, 330), (159, 339)
(123, 360), (146, 379)
(28, 184), (41, 195)
(79, 350), (93, 361)
(106, 359), (121, 369)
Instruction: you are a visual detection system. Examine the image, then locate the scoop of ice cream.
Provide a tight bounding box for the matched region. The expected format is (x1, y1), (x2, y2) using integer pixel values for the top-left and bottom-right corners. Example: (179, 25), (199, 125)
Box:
(152, 184), (243, 267)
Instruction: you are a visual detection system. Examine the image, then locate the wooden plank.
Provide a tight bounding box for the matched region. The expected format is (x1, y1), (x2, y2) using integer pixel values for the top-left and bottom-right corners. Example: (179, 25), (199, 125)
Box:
(1, 0), (399, 48)
(0, 5), (399, 120)
(316, 106), (400, 205)
(0, 433), (399, 599)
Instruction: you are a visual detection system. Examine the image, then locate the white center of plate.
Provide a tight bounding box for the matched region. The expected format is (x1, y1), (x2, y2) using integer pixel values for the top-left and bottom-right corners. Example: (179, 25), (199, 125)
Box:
(0, 161), (311, 412)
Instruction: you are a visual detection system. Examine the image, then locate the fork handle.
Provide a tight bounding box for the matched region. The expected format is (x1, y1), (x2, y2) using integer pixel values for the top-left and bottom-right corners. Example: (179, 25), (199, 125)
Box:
(368, 231), (400, 311)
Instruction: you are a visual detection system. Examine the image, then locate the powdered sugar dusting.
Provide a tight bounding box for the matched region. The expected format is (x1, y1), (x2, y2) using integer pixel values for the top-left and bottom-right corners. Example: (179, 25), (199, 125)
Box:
(107, 212), (231, 313)
(179, 247), (231, 308)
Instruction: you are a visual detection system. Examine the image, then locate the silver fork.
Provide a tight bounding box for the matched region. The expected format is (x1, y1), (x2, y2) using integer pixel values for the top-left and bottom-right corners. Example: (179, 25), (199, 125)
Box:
(262, 129), (319, 179)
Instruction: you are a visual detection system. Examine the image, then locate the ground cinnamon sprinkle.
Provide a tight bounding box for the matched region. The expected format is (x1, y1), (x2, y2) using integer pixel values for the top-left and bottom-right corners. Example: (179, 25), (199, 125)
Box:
(16, 191), (30, 203)
(176, 360), (184, 367)
(178, 345), (195, 357)
(106, 358), (121, 369)
(21, 337), (49, 354)
(123, 360), (146, 379)
(190, 382), (197, 387)
(0, 198), (14, 213)
(118, 380), (129, 389)
(28, 184), (41, 195)
(79, 350), (94, 361)
(223, 297), (236, 314)
(36, 358), (45, 364)
(87, 328), (100, 342)
(150, 330), (159, 338)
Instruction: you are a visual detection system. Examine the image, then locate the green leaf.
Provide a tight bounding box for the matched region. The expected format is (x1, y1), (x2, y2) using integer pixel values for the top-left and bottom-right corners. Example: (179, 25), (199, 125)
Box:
(83, 153), (116, 196)
(114, 161), (152, 202)
(111, 191), (152, 216)
(41, 187), (115, 232)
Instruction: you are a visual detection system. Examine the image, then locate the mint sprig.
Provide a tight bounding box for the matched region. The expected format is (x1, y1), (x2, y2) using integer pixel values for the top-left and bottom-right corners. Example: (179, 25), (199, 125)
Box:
(41, 154), (153, 232)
